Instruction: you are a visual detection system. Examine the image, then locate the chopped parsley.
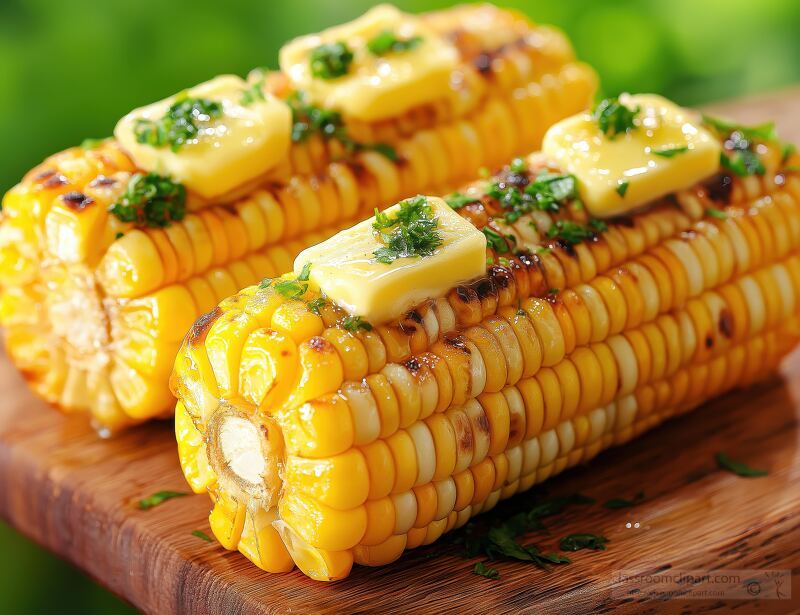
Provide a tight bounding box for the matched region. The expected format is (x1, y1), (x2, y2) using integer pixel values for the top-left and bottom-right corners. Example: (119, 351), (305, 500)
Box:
(307, 297), (327, 315)
(603, 491), (645, 509)
(482, 227), (514, 254)
(510, 157), (527, 173)
(616, 180), (629, 197)
(341, 315), (372, 333)
(548, 288), (560, 295)
(560, 533), (609, 552)
(137, 490), (188, 510)
(781, 142), (796, 164)
(262, 263), (312, 299)
(372, 196), (443, 264)
(487, 170), (579, 223)
(367, 30), (422, 56)
(702, 115), (773, 177)
(109, 172), (186, 228)
(287, 91), (396, 160)
(593, 97), (640, 139)
(705, 207), (728, 220)
(653, 146), (689, 158)
(715, 452), (768, 477)
(240, 79), (266, 106)
(472, 562), (500, 580)
(191, 530), (213, 542)
(310, 41), (354, 79)
(445, 192), (481, 210)
(546, 219), (606, 245)
(134, 93), (223, 152)
(80, 137), (109, 150)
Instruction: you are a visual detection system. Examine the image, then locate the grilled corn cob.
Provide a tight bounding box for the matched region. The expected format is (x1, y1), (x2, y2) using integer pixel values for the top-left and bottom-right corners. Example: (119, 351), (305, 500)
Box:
(0, 4), (596, 432)
(172, 95), (800, 580)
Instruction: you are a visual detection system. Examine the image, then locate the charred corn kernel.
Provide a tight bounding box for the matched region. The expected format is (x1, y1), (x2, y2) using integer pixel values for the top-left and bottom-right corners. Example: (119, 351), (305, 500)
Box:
(174, 98), (800, 581)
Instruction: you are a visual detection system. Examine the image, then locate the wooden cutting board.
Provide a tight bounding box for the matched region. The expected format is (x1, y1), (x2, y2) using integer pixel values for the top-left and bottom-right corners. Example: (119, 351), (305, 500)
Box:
(2, 89), (800, 615)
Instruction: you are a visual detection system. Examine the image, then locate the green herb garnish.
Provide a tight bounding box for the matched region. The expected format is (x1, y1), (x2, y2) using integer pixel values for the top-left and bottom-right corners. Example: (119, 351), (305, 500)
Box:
(372, 196), (442, 264)
(593, 97), (640, 139)
(240, 79), (266, 106)
(472, 562), (500, 580)
(266, 263), (312, 299)
(307, 297), (327, 315)
(548, 288), (560, 295)
(516, 308), (527, 317)
(705, 207), (728, 220)
(445, 192), (480, 210)
(715, 452), (768, 477)
(482, 227), (513, 254)
(287, 91), (396, 160)
(560, 533), (609, 552)
(367, 30), (422, 56)
(546, 219), (606, 245)
(702, 115), (777, 142)
(603, 491), (645, 509)
(80, 137), (110, 150)
(509, 157), (527, 174)
(653, 146), (689, 158)
(297, 261), (312, 281)
(258, 277), (273, 289)
(109, 172), (186, 228)
(310, 41), (354, 79)
(702, 115), (772, 177)
(134, 93), (223, 152)
(191, 530), (213, 542)
(487, 170), (579, 224)
(341, 315), (372, 333)
(784, 166), (800, 173)
(616, 180), (629, 197)
(137, 490), (188, 510)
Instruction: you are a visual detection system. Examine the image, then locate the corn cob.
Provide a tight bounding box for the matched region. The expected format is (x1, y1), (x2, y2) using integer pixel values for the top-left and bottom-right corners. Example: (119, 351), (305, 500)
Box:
(171, 104), (800, 580)
(0, 4), (596, 432)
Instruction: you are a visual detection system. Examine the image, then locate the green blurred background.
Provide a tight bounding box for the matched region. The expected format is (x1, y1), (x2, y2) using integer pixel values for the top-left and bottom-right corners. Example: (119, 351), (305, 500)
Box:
(1, 0), (798, 611)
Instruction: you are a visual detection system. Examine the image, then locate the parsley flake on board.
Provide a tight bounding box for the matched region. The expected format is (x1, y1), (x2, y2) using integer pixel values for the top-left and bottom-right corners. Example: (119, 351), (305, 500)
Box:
(367, 30), (422, 56)
(109, 172), (186, 228)
(134, 93), (223, 152)
(287, 91), (396, 160)
(310, 41), (354, 79)
(653, 146), (689, 158)
(472, 562), (500, 579)
(593, 97), (640, 139)
(603, 491), (645, 509)
(372, 196), (443, 264)
(559, 533), (609, 552)
(191, 530), (213, 542)
(715, 452), (768, 477)
(137, 490), (188, 510)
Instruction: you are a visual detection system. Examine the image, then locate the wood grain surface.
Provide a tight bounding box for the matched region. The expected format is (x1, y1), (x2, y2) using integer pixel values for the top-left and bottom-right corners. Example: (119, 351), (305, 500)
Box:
(2, 89), (800, 615)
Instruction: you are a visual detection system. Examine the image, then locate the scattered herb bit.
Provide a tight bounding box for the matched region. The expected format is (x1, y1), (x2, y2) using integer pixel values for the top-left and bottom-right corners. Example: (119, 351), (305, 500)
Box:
(287, 91), (395, 159)
(784, 165), (800, 173)
(240, 79), (266, 106)
(307, 297), (327, 315)
(297, 261), (312, 281)
(593, 97), (640, 139)
(715, 452), (768, 477)
(516, 308), (527, 317)
(488, 170), (579, 224)
(273, 278), (307, 299)
(137, 490), (188, 510)
(510, 157), (527, 174)
(548, 288), (560, 295)
(445, 192), (480, 210)
(109, 172), (186, 228)
(603, 491), (645, 509)
(81, 137), (109, 150)
(367, 30), (422, 56)
(478, 167), (490, 178)
(134, 93), (223, 152)
(781, 142), (796, 164)
(482, 227), (513, 254)
(191, 530), (213, 542)
(653, 146), (689, 158)
(560, 533), (609, 552)
(372, 196), (442, 264)
(702, 115), (771, 177)
(115, 232), (124, 240)
(616, 180), (629, 197)
(472, 561), (500, 580)
(546, 219), (605, 245)
(702, 115), (777, 143)
(536, 246), (552, 255)
(310, 41), (354, 79)
(705, 207), (728, 220)
(341, 315), (372, 333)
(258, 277), (273, 289)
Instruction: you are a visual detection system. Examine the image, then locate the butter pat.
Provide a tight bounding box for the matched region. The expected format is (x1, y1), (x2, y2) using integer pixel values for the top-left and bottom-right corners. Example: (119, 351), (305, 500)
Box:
(542, 94), (721, 217)
(294, 196), (486, 325)
(279, 5), (459, 122)
(115, 75), (291, 199)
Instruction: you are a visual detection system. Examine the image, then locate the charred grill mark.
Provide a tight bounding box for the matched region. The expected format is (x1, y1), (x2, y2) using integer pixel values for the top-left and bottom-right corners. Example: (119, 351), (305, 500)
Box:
(443, 334), (470, 354)
(705, 335), (714, 349)
(61, 191), (95, 212)
(407, 310), (423, 324)
(473, 277), (497, 301)
(556, 239), (577, 257)
(188, 306), (223, 347)
(455, 287), (472, 303)
(680, 230), (697, 241)
(719, 309), (734, 338)
(308, 336), (331, 352)
(475, 411), (490, 435)
(404, 358), (421, 375)
(35, 169), (56, 181)
(489, 266), (512, 289)
(705, 173), (734, 204)
(42, 173), (68, 189)
(90, 175), (117, 187)
(398, 322), (417, 336)
(609, 215), (635, 228)
(473, 52), (492, 74)
(457, 417), (473, 453)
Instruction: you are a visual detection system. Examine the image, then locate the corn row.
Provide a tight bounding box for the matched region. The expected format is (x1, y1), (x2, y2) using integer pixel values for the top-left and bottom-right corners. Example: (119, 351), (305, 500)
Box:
(172, 140), (800, 579)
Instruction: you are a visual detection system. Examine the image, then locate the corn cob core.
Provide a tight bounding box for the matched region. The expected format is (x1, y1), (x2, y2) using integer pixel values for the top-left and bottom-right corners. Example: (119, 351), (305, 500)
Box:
(172, 139), (800, 580)
(0, 5), (597, 432)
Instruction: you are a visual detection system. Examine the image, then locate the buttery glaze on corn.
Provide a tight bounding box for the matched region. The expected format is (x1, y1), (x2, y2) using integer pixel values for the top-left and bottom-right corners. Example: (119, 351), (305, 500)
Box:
(172, 136), (800, 580)
(0, 3), (596, 432)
